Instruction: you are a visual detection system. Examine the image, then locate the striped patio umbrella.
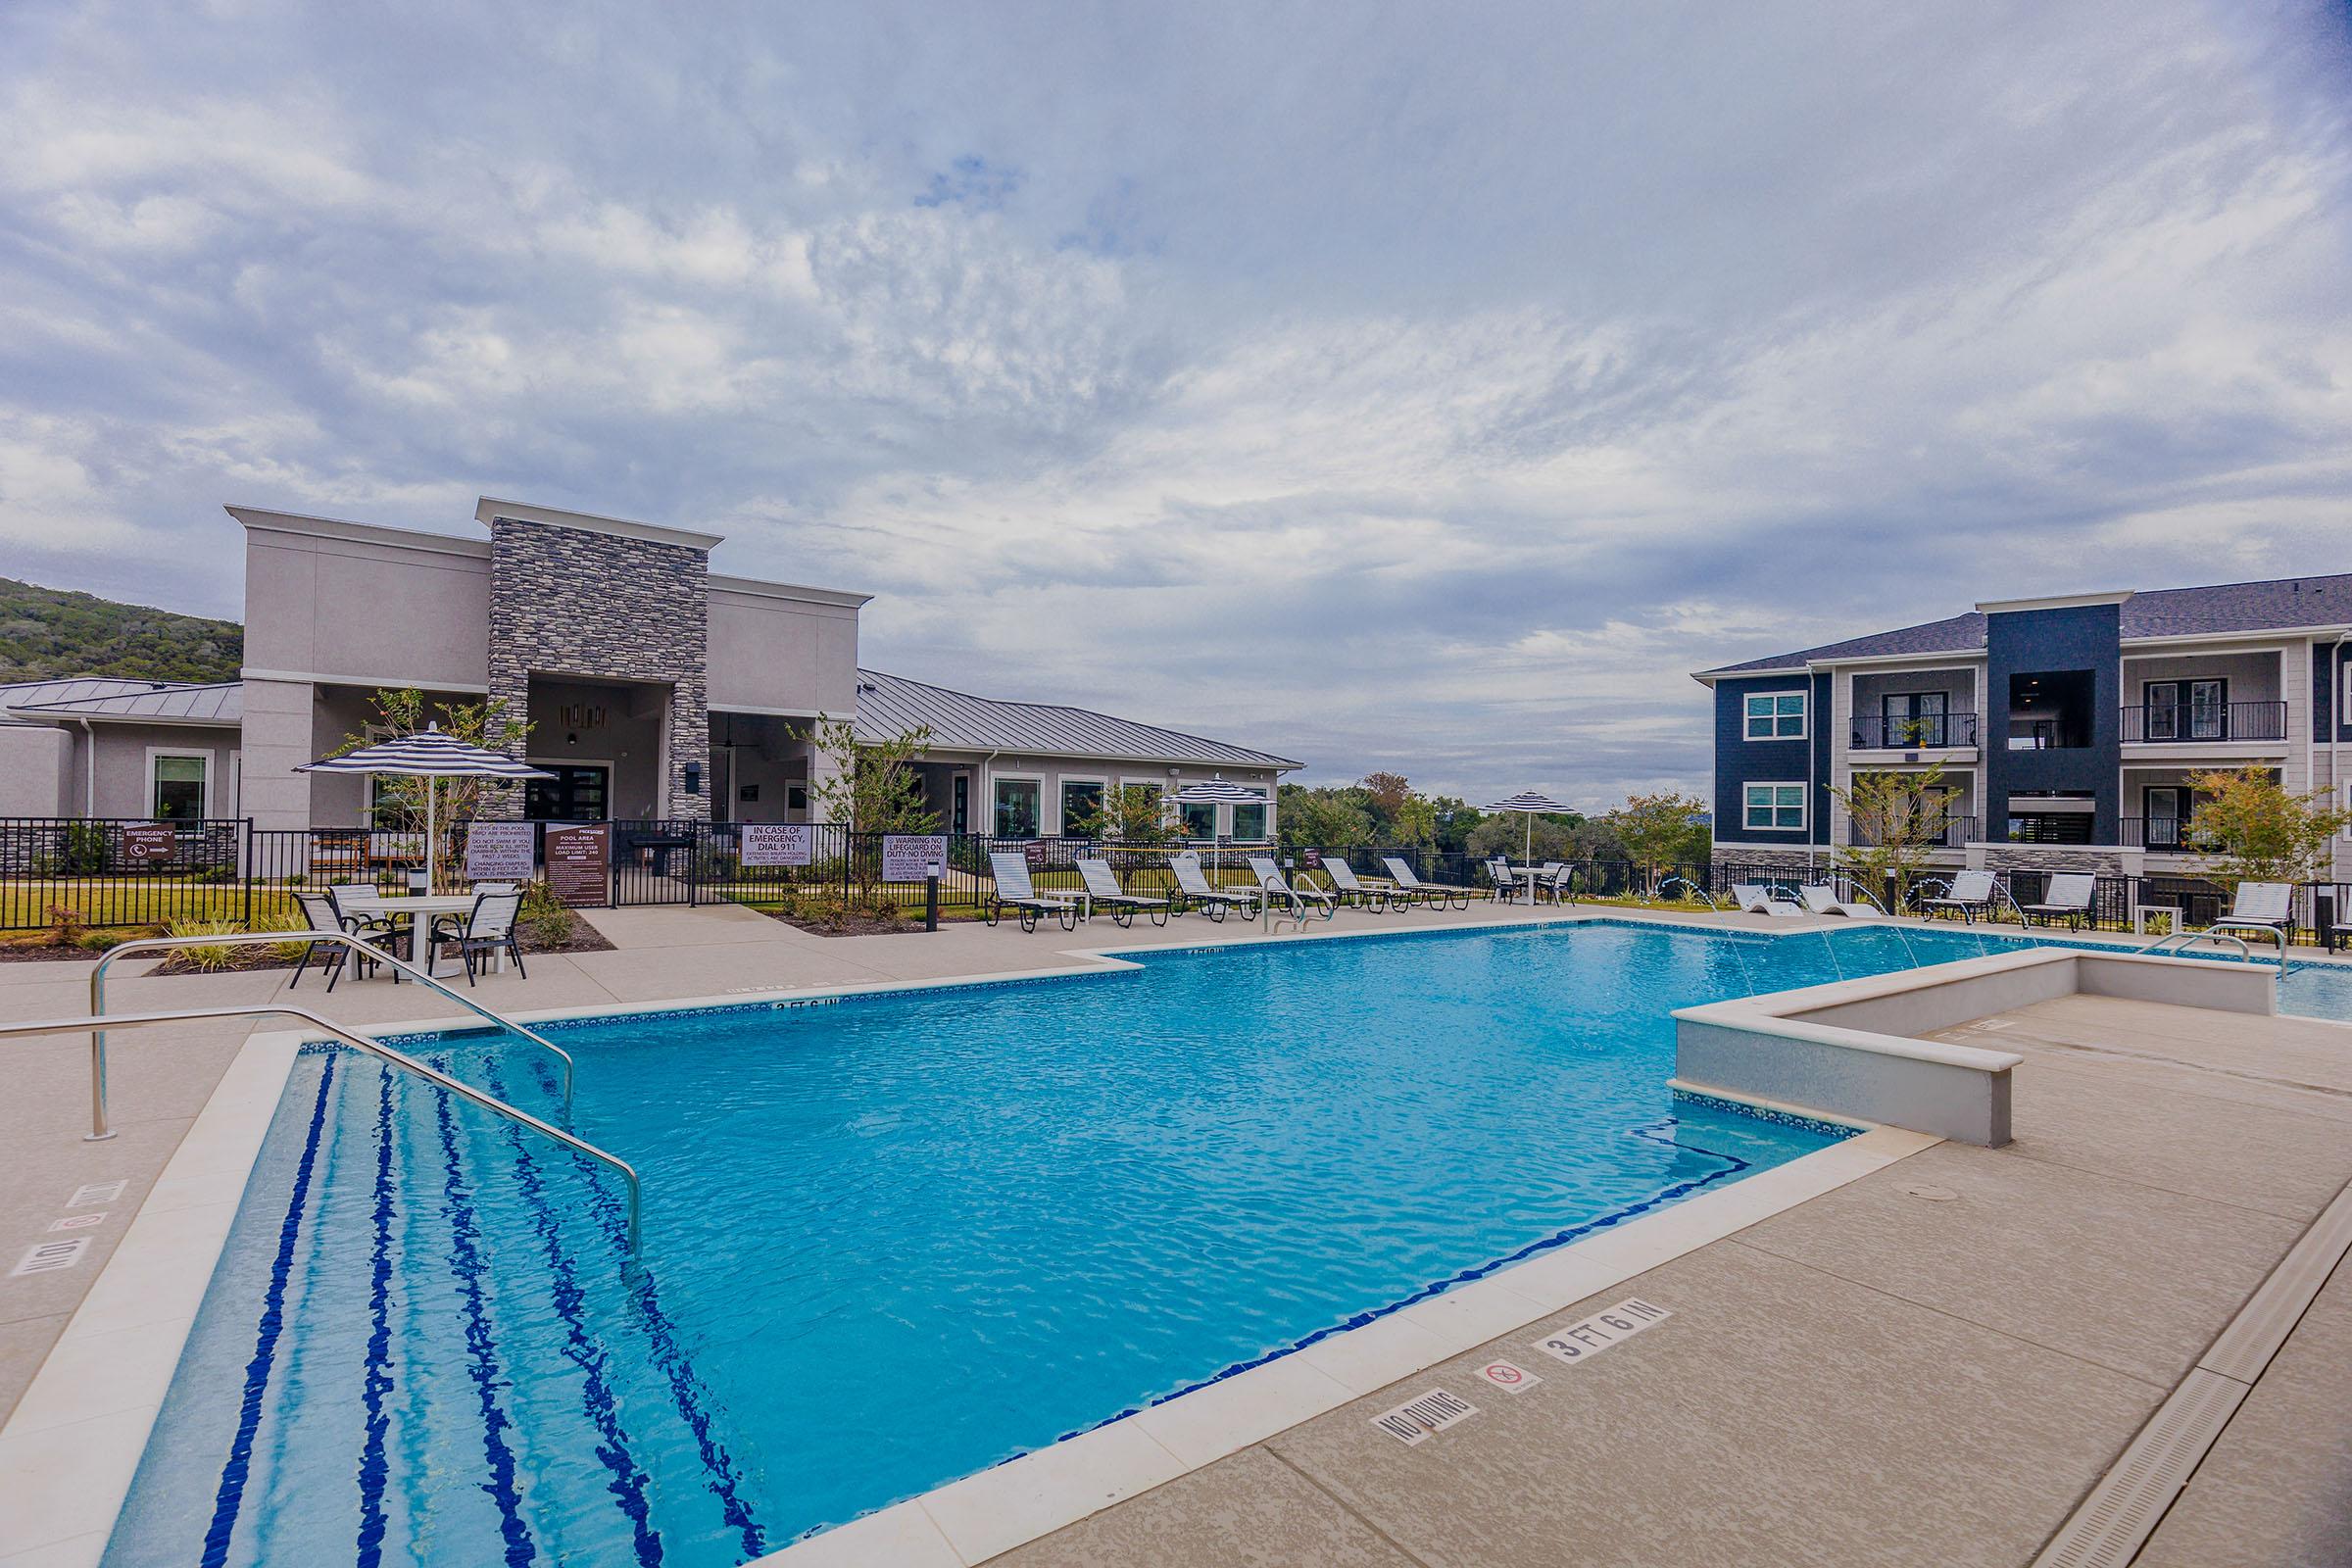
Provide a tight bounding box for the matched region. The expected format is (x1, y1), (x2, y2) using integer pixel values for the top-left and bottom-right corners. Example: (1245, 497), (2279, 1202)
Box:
(1484, 790), (1574, 863)
(1171, 777), (1265, 853)
(298, 725), (551, 892)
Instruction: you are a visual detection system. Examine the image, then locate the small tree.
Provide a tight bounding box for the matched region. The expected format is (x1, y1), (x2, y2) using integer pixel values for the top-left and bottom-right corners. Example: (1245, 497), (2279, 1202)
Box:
(339, 688), (529, 891)
(1828, 765), (1948, 910)
(2183, 766), (2352, 885)
(1072, 784), (1175, 848)
(1601, 792), (1711, 886)
(808, 714), (938, 836)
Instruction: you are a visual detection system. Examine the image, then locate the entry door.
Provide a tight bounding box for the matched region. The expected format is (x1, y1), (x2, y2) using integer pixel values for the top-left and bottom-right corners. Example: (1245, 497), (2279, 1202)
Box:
(1883, 691), (1948, 748)
(525, 764), (610, 821)
(2143, 681), (2180, 741)
(951, 772), (970, 835)
(2186, 679), (2227, 740)
(2144, 786), (2187, 850)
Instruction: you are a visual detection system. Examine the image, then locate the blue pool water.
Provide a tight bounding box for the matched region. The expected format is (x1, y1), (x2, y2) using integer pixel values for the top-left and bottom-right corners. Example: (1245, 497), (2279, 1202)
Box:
(102, 920), (2348, 1565)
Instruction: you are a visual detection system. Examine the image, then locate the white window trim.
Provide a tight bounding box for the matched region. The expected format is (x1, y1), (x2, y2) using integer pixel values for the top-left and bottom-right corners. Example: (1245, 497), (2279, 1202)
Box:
(1743, 689), (1809, 742)
(1742, 780), (1807, 833)
(144, 746), (212, 821)
(1055, 773), (1109, 835)
(1229, 789), (1272, 843)
(992, 771), (1046, 837)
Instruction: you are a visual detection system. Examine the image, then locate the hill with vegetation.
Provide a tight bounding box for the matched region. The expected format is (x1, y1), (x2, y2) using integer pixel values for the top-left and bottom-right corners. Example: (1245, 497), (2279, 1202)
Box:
(0, 576), (242, 685)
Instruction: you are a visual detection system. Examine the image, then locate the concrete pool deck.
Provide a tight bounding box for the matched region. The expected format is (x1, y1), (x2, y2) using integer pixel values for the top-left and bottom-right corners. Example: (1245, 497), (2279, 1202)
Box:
(2, 901), (2348, 1565)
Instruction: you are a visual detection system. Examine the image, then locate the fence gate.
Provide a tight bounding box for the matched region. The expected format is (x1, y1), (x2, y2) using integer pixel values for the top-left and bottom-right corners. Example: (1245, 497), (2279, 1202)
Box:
(607, 820), (702, 906)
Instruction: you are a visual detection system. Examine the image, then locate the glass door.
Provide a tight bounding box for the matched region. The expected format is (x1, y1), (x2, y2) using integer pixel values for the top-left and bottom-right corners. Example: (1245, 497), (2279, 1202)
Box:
(2187, 679), (2227, 740)
(2144, 786), (2185, 849)
(2142, 681), (2180, 741)
(525, 764), (610, 821)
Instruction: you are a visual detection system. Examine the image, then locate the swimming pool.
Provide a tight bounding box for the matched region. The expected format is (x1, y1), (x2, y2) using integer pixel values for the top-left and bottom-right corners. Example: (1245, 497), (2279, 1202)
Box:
(96, 919), (2345, 1565)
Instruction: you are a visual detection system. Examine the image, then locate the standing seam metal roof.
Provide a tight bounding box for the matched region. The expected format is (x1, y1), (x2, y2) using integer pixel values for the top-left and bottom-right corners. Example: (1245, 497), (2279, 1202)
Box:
(853, 668), (1299, 769)
(8, 681), (245, 723)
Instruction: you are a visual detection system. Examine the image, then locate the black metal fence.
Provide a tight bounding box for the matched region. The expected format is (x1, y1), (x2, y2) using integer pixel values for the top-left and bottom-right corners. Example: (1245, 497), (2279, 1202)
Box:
(3, 814), (2346, 949)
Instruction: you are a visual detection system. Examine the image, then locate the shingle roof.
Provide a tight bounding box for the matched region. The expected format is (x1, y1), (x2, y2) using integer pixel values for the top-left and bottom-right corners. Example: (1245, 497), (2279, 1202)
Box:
(10, 680), (244, 723)
(1697, 572), (2352, 677)
(854, 668), (1299, 769)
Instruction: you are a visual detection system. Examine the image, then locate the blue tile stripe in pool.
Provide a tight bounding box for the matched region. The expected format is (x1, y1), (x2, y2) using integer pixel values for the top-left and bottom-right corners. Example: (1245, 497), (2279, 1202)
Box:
(202, 1052), (337, 1568)
(355, 1069), (395, 1568)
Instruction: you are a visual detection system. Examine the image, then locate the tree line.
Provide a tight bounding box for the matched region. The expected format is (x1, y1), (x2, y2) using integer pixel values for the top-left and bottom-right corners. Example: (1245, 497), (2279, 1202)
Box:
(1277, 772), (1711, 868)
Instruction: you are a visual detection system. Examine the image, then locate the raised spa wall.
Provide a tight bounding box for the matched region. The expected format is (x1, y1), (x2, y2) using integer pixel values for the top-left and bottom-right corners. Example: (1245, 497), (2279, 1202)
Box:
(1671, 949), (2278, 1146)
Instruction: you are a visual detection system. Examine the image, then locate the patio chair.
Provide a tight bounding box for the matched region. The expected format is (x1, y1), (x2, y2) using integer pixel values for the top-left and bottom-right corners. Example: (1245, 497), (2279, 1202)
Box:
(1730, 882), (1804, 917)
(1074, 858), (1170, 928)
(1486, 857), (1525, 904)
(1170, 854), (1263, 921)
(984, 851), (1082, 932)
(289, 891), (382, 992)
(427, 891), (527, 986)
(1798, 884), (1881, 918)
(1921, 870), (1998, 924)
(1540, 862), (1578, 905)
(324, 882), (408, 966)
(1249, 856), (1337, 920)
(1317, 856), (1393, 911)
(1382, 857), (1474, 910)
(2019, 873), (2097, 930)
(2206, 881), (2295, 949)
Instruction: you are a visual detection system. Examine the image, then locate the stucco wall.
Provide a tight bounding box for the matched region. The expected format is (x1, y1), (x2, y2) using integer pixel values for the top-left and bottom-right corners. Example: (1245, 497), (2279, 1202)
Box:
(0, 725), (74, 816)
(239, 514), (492, 690)
(82, 724), (242, 819)
(707, 585), (861, 717)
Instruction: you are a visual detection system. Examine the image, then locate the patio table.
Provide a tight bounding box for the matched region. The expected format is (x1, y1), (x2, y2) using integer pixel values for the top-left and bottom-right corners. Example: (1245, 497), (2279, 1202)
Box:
(336, 892), (483, 980)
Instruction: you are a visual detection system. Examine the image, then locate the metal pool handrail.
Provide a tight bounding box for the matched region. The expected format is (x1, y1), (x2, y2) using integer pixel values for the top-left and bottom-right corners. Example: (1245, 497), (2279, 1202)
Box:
(5, 1002), (641, 1259)
(89, 930), (576, 1131)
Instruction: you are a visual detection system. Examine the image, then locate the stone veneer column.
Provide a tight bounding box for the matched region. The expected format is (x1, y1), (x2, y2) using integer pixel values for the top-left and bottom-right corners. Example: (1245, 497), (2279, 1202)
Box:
(483, 515), (710, 821)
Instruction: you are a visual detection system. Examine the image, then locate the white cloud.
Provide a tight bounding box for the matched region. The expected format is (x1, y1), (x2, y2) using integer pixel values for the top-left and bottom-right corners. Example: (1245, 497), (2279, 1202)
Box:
(0, 0), (2347, 806)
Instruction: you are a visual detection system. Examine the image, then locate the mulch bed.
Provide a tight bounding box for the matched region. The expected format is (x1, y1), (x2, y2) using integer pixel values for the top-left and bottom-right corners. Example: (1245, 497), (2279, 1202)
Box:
(753, 906), (922, 939)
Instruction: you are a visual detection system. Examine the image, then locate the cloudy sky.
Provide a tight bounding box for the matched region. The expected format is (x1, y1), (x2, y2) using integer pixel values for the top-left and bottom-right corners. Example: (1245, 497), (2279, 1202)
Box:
(4, 1), (2349, 808)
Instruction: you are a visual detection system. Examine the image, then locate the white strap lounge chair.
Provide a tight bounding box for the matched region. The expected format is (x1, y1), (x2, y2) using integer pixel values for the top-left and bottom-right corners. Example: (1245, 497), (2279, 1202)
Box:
(1074, 858), (1170, 928)
(2019, 872), (2097, 930)
(2207, 881), (2294, 946)
(1798, 884), (1881, 918)
(985, 851), (1082, 932)
(1923, 870), (1998, 924)
(1171, 854), (1263, 921)
(1317, 856), (1394, 911)
(1250, 856), (1337, 920)
(1730, 882), (1804, 917)
(1382, 857), (1473, 910)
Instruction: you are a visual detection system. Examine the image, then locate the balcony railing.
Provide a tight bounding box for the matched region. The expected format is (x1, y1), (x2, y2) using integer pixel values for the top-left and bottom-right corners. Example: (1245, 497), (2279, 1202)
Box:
(1848, 712), (1980, 750)
(1842, 814), (1978, 849)
(2118, 700), (2286, 743)
(2121, 817), (2191, 851)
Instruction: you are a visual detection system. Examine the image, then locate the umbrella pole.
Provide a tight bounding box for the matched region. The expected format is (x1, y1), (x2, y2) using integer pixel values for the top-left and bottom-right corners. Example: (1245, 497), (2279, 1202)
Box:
(1524, 812), (1532, 864)
(425, 777), (436, 896)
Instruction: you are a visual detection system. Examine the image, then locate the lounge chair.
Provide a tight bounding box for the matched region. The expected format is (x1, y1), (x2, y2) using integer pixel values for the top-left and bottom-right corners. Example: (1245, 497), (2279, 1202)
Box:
(2019, 872), (2097, 930)
(2207, 881), (2294, 949)
(1730, 882), (1803, 917)
(984, 851), (1082, 932)
(1922, 870), (1998, 924)
(1171, 854), (1263, 921)
(1250, 856), (1337, 920)
(1317, 856), (1394, 911)
(1382, 857), (1474, 910)
(1075, 858), (1170, 928)
(1798, 884), (1881, 918)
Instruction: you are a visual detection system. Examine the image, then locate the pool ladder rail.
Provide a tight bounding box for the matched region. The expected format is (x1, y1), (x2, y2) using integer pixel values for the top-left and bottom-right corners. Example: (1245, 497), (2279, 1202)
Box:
(2133, 923), (2288, 975)
(89, 928), (579, 1128)
(4, 1000), (643, 1258)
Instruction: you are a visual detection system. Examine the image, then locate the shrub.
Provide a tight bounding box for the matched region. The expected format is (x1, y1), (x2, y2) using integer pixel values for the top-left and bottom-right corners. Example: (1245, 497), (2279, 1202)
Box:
(518, 880), (578, 948)
(44, 903), (88, 949)
(165, 918), (244, 971)
(787, 891), (903, 933)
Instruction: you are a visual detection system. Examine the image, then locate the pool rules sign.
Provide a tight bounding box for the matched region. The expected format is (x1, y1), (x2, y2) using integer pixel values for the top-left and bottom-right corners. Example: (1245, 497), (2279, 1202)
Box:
(542, 823), (611, 907)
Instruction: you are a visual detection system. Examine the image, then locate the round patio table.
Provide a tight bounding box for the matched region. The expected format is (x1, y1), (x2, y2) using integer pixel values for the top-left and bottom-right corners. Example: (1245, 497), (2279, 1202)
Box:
(335, 892), (483, 979)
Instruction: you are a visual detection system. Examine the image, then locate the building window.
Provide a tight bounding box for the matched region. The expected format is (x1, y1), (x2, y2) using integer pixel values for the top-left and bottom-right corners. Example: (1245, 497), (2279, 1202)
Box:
(995, 776), (1042, 838)
(1180, 801), (1218, 839)
(1742, 782), (1805, 831)
(149, 753), (208, 821)
(1059, 779), (1105, 836)
(1743, 691), (1807, 740)
(1231, 795), (1268, 841)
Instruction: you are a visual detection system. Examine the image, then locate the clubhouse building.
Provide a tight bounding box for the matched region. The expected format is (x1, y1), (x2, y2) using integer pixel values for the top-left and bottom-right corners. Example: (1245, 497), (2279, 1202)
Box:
(0, 499), (1298, 841)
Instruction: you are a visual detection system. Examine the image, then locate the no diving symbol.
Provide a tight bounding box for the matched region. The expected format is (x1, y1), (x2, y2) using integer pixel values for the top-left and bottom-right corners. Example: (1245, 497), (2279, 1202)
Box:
(1477, 1359), (1542, 1395)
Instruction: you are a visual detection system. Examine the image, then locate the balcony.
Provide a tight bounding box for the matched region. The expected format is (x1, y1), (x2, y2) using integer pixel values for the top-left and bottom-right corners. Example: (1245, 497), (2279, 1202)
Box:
(2120, 817), (2191, 852)
(1848, 712), (1980, 751)
(2118, 700), (2286, 744)
(1842, 814), (1978, 850)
